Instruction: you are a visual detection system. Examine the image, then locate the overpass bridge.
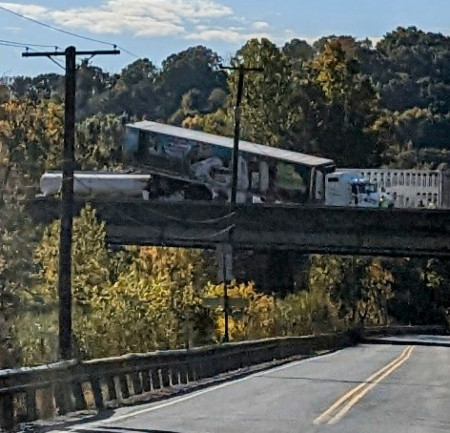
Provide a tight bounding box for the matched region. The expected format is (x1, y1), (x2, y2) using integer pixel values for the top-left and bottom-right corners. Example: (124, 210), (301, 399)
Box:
(26, 198), (450, 258)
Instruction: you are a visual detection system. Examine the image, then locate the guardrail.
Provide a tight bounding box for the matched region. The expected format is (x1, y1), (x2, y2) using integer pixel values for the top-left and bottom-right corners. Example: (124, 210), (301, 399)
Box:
(0, 332), (356, 430)
(363, 325), (447, 338)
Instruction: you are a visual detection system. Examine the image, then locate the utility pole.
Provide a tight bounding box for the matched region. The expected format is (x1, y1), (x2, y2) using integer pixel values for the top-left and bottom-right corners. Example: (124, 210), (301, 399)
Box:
(23, 46), (119, 360)
(218, 65), (262, 342)
(220, 65), (263, 203)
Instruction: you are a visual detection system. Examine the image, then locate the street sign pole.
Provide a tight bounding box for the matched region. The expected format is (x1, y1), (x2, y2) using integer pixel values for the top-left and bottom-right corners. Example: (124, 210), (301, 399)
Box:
(217, 243), (233, 342)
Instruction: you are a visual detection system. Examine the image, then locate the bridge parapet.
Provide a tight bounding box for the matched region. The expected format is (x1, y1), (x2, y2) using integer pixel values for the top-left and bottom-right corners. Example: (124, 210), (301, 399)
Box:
(0, 332), (355, 430)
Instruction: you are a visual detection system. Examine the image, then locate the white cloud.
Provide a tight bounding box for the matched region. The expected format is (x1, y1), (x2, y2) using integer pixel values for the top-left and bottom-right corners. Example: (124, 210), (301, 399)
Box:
(185, 22), (310, 45)
(185, 27), (243, 43)
(0, 0), (325, 48)
(0, 0), (232, 36)
(252, 21), (269, 31)
(4, 26), (21, 33)
(0, 2), (47, 16)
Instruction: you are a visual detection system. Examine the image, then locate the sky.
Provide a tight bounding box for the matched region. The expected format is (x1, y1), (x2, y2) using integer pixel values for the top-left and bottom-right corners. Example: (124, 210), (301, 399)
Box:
(0, 0), (449, 77)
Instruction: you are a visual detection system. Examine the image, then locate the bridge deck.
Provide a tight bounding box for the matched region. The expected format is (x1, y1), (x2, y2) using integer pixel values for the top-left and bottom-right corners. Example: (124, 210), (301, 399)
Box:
(26, 198), (450, 257)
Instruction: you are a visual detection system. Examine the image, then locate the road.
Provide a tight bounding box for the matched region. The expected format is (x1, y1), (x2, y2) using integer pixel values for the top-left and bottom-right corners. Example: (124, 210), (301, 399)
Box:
(52, 339), (450, 433)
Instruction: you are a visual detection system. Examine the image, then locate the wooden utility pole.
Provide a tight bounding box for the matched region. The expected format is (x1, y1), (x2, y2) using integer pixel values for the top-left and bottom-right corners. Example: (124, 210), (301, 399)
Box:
(218, 64), (263, 341)
(220, 64), (263, 203)
(23, 46), (120, 359)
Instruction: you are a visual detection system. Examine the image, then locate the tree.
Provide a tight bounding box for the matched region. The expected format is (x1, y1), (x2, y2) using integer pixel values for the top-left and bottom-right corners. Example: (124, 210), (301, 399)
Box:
(0, 97), (64, 202)
(282, 39), (314, 64)
(274, 286), (343, 336)
(182, 108), (233, 136)
(34, 205), (111, 308)
(0, 202), (37, 367)
(309, 255), (393, 327)
(204, 281), (276, 341)
(120, 58), (157, 88)
(384, 258), (449, 325)
(24, 204), (216, 361)
(19, 205), (113, 363)
(306, 41), (381, 166)
(228, 38), (297, 146)
(75, 113), (126, 170)
(156, 46), (228, 122)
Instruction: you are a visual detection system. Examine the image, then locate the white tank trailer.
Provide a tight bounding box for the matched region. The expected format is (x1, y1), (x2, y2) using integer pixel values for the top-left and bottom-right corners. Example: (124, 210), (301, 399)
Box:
(39, 171), (151, 198)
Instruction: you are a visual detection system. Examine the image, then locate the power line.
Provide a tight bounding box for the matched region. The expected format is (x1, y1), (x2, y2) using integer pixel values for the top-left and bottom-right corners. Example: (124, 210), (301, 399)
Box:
(0, 39), (65, 69)
(0, 5), (141, 59)
(115, 45), (140, 59)
(0, 39), (60, 49)
(0, 41), (29, 49)
(0, 5), (115, 47)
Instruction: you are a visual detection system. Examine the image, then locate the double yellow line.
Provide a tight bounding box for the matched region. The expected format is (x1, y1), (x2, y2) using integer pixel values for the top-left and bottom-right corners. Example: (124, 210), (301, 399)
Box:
(314, 346), (415, 425)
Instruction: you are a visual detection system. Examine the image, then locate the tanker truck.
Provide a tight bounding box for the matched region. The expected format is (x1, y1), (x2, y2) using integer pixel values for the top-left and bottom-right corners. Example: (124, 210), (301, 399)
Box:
(39, 169), (381, 208)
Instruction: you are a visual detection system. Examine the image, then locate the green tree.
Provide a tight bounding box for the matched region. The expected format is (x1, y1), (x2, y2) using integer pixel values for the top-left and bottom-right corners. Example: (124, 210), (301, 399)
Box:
(120, 58), (157, 88)
(0, 97), (64, 202)
(228, 38), (297, 146)
(0, 203), (38, 367)
(306, 41), (381, 166)
(156, 46), (227, 122)
(25, 205), (216, 361)
(282, 39), (314, 64)
(18, 205), (112, 363)
(34, 205), (111, 308)
(75, 113), (126, 170)
(309, 255), (393, 327)
(274, 287), (343, 336)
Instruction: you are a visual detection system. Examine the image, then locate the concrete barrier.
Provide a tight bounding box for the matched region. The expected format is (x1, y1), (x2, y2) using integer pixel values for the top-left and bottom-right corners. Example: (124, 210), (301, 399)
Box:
(0, 332), (355, 430)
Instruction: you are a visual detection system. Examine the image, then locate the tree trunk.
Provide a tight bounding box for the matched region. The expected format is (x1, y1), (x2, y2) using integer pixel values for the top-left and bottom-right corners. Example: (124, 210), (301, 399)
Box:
(0, 163), (12, 205)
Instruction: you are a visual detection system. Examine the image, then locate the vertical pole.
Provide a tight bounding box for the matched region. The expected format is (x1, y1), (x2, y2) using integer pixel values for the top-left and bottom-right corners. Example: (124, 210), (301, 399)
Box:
(223, 249), (230, 343)
(231, 66), (245, 204)
(223, 281), (230, 343)
(58, 46), (76, 360)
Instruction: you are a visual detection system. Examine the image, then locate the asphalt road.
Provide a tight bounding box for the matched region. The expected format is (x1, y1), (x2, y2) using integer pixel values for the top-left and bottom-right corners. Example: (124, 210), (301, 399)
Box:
(53, 340), (450, 433)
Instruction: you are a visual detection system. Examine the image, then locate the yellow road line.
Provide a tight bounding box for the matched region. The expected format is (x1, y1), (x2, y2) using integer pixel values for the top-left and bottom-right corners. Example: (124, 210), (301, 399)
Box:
(328, 346), (414, 424)
(313, 346), (413, 425)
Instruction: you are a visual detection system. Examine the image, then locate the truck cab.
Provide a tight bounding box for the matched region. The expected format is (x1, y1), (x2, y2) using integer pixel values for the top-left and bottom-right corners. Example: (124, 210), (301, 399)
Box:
(325, 172), (381, 207)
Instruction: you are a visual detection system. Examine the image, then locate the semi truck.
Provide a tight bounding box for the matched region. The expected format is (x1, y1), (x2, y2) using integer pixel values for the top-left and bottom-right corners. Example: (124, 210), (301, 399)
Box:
(39, 121), (382, 208)
(122, 121), (382, 207)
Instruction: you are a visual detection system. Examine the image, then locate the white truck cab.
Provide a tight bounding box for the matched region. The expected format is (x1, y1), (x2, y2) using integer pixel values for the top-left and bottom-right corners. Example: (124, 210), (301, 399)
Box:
(325, 172), (381, 207)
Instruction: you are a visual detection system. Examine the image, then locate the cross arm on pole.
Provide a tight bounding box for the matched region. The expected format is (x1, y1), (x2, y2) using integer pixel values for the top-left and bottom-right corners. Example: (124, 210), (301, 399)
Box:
(219, 64), (264, 73)
(22, 49), (120, 58)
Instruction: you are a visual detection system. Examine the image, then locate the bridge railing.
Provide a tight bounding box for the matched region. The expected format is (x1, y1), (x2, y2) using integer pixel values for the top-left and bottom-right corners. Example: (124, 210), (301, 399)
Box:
(0, 332), (355, 430)
(2, 325), (447, 430)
